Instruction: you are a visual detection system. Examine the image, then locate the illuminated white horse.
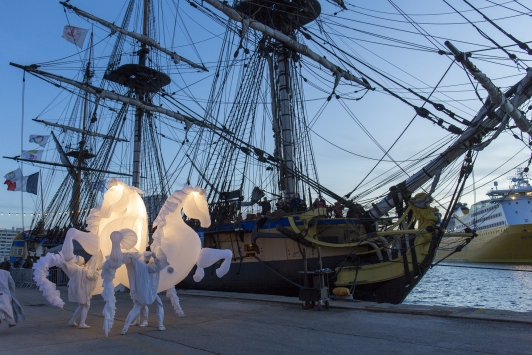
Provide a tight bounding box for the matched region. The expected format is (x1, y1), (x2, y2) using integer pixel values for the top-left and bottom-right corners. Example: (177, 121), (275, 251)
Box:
(33, 178), (147, 307)
(100, 185), (231, 335)
(85, 178), (149, 288)
(151, 185), (232, 312)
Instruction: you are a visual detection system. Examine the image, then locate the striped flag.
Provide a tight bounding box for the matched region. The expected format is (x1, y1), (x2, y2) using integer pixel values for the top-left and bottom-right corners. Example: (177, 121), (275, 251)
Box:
(3, 171), (39, 195)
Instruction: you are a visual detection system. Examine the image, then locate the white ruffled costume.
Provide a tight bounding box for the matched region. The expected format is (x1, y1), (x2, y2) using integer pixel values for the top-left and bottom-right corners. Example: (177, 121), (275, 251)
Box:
(32, 228), (103, 329)
(101, 230), (169, 336)
(0, 270), (25, 327)
(122, 250), (168, 334)
(62, 254), (101, 328)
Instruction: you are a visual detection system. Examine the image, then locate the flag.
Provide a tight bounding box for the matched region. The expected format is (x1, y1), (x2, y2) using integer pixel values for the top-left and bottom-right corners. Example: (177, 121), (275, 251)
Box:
(20, 149), (43, 161)
(4, 171), (39, 195)
(29, 135), (50, 147)
(4, 168), (23, 181)
(24, 172), (39, 195)
(4, 180), (17, 191)
(61, 25), (89, 48)
(4, 168), (23, 191)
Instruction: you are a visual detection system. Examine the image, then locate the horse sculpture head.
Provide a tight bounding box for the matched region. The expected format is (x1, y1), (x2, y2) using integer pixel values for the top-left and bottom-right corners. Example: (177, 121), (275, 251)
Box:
(86, 179), (149, 258)
(181, 185), (211, 228)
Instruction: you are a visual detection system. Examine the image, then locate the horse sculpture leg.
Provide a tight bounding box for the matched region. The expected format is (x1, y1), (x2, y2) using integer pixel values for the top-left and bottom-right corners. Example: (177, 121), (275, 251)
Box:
(193, 248), (233, 282)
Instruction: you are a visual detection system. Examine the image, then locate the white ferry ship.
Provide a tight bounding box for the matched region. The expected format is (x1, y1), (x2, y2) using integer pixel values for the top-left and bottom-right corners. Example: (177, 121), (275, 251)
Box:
(438, 168), (532, 263)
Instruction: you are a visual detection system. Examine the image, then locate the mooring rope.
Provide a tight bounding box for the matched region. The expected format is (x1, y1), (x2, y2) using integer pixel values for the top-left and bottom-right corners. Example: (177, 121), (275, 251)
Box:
(437, 263), (532, 273)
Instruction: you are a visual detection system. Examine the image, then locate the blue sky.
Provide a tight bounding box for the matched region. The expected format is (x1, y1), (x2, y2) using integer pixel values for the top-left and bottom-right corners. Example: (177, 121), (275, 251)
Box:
(0, 0), (531, 229)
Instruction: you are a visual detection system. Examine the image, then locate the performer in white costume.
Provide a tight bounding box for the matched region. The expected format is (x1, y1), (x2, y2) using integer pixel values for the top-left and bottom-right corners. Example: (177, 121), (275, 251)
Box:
(62, 255), (100, 328)
(33, 227), (104, 328)
(104, 230), (169, 335)
(131, 304), (149, 327)
(121, 250), (168, 334)
(0, 269), (25, 327)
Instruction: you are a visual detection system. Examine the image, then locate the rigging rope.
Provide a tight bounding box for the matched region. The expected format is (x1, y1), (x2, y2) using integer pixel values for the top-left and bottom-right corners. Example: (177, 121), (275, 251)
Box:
(442, 0), (527, 69)
(345, 60), (456, 198)
(463, 0), (532, 56)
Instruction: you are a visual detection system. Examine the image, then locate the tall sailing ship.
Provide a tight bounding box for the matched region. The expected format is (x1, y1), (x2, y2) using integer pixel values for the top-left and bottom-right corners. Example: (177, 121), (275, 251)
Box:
(5, 0), (532, 303)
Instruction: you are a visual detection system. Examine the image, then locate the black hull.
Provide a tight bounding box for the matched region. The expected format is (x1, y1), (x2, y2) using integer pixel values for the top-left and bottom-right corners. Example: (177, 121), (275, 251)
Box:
(178, 252), (433, 304)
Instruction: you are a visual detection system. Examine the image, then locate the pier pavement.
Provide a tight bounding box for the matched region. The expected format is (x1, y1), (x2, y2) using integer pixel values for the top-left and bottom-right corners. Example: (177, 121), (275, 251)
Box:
(1, 287), (531, 354)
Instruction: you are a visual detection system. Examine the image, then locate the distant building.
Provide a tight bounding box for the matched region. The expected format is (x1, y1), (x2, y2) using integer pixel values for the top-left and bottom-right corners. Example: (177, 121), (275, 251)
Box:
(0, 228), (23, 259)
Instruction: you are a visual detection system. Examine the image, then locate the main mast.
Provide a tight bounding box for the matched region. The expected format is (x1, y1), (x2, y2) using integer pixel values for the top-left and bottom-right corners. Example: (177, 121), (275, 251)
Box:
(234, 0), (322, 197)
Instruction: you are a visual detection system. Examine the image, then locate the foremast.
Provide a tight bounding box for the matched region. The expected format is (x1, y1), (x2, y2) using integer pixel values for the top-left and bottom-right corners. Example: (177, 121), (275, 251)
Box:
(72, 33), (94, 225)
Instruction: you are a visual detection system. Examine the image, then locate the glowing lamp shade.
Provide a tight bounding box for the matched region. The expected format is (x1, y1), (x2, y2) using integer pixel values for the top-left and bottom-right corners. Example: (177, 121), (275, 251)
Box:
(155, 217), (202, 291)
(151, 185), (211, 292)
(92, 180), (148, 288)
(187, 191), (211, 228)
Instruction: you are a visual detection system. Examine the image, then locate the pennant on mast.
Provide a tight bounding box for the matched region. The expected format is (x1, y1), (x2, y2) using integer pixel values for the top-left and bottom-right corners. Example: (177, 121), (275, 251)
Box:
(29, 134), (50, 147)
(20, 149), (43, 161)
(60, 1), (208, 71)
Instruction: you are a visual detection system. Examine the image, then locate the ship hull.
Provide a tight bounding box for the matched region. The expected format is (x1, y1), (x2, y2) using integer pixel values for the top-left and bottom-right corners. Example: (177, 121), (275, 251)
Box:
(437, 224), (532, 263)
(179, 253), (431, 304)
(179, 210), (438, 304)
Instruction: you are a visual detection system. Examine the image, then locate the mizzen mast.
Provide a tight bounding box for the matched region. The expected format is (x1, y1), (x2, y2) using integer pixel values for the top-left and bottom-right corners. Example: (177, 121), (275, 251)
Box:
(71, 33), (95, 225)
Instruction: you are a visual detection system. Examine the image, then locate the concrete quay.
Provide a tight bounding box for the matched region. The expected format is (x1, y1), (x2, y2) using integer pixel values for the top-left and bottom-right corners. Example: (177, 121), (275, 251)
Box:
(1, 287), (531, 355)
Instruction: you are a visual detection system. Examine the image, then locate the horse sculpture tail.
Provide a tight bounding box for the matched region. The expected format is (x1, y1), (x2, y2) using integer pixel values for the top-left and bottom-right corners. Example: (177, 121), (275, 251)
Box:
(193, 248), (233, 282)
(166, 287), (185, 317)
(32, 253), (65, 309)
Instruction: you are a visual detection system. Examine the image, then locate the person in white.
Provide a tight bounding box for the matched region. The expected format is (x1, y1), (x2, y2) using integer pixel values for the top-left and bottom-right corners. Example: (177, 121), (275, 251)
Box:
(131, 305), (149, 327)
(0, 269), (25, 327)
(62, 255), (100, 328)
(119, 248), (169, 335)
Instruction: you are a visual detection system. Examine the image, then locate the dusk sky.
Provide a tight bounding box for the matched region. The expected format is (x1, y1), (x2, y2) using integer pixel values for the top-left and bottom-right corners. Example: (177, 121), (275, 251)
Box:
(1, 0), (531, 230)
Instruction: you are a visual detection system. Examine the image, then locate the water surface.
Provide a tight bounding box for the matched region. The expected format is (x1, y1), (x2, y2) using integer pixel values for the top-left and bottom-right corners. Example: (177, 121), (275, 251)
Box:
(404, 263), (532, 312)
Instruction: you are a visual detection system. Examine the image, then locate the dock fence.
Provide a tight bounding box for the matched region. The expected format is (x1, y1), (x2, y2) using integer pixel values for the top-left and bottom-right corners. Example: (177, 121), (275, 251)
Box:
(10, 267), (68, 288)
